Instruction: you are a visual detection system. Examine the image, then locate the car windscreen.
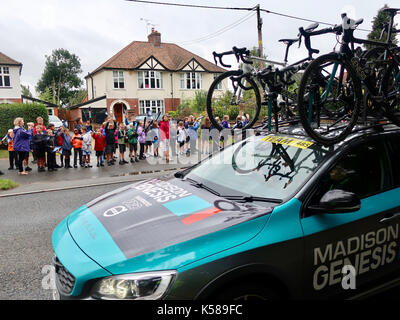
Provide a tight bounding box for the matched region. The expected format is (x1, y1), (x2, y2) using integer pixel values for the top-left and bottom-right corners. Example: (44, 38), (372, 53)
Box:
(187, 135), (331, 201)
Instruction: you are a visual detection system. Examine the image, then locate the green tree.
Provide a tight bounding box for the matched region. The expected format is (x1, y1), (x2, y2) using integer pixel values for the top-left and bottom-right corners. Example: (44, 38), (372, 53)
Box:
(38, 87), (56, 105)
(365, 4), (398, 49)
(69, 89), (87, 106)
(20, 84), (33, 97)
(36, 48), (83, 106)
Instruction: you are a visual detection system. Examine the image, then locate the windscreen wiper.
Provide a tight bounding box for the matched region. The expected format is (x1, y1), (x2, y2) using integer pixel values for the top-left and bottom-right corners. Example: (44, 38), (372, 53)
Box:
(223, 195), (283, 204)
(185, 177), (222, 197)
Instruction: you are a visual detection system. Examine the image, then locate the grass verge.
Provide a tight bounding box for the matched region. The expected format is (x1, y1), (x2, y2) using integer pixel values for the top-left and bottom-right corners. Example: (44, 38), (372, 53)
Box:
(0, 149), (8, 159)
(0, 179), (19, 190)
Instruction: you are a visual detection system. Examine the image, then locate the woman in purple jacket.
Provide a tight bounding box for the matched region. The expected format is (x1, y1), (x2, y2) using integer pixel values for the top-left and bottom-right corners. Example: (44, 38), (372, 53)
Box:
(13, 117), (32, 175)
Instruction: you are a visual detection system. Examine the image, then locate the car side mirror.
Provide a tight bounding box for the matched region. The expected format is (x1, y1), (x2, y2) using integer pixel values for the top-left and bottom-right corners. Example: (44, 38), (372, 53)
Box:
(308, 189), (361, 214)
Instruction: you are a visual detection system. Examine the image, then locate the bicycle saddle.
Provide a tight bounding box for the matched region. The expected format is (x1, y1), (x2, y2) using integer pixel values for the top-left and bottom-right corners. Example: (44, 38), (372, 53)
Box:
(278, 38), (299, 45)
(381, 8), (400, 14)
(304, 22), (319, 32)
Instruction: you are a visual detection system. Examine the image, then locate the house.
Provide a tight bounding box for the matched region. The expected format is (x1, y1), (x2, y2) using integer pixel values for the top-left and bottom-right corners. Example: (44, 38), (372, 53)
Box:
(0, 52), (22, 104)
(74, 29), (226, 124)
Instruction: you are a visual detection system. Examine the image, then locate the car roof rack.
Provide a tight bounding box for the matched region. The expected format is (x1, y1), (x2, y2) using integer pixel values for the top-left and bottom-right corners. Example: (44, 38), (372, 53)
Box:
(252, 118), (399, 142)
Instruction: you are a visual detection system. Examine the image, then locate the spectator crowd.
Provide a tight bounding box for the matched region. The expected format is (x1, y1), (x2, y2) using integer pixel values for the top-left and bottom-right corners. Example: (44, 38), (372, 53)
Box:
(0, 112), (251, 176)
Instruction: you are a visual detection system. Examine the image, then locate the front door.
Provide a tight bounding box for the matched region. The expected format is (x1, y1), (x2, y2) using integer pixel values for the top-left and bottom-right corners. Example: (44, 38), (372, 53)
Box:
(113, 104), (123, 125)
(301, 138), (400, 298)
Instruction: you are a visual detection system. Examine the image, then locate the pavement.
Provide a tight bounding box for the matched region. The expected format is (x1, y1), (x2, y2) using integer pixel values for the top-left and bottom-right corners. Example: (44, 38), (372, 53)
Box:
(0, 151), (208, 196)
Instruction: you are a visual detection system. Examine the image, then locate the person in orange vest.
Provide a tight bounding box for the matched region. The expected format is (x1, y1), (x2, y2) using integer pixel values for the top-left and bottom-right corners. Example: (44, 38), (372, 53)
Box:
(71, 128), (83, 168)
(1, 129), (18, 170)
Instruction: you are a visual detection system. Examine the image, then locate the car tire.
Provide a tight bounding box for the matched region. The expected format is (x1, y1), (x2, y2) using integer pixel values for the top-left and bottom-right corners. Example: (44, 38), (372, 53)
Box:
(214, 282), (280, 301)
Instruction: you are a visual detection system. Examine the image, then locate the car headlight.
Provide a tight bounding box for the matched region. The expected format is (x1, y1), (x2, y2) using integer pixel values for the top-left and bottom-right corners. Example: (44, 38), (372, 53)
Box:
(90, 270), (176, 300)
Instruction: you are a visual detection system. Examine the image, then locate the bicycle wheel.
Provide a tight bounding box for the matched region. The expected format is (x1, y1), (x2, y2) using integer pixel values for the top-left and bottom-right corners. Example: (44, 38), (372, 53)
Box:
(297, 53), (362, 146)
(206, 70), (261, 131)
(361, 46), (398, 121)
(381, 50), (400, 126)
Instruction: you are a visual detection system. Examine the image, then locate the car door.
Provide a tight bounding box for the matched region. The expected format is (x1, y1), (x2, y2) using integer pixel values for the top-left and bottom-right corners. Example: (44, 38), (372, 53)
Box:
(300, 136), (400, 299)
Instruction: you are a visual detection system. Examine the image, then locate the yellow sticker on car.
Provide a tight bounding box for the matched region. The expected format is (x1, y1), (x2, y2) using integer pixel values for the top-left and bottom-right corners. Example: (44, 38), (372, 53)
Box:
(262, 135), (314, 149)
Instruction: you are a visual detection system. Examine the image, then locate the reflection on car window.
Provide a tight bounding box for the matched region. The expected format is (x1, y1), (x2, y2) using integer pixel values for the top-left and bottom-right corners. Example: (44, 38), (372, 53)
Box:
(309, 141), (390, 208)
(187, 136), (331, 201)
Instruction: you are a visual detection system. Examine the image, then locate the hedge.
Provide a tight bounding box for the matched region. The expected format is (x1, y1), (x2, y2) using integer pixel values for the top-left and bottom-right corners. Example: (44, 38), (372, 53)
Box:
(0, 103), (49, 142)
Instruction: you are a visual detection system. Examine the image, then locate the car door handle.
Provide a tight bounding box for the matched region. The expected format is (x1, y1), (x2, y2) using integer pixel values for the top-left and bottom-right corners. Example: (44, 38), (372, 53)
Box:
(379, 212), (400, 223)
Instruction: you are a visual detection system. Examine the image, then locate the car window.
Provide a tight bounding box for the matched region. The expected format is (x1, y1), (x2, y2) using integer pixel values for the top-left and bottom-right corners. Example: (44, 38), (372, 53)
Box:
(387, 134), (400, 188)
(187, 135), (331, 201)
(308, 140), (391, 209)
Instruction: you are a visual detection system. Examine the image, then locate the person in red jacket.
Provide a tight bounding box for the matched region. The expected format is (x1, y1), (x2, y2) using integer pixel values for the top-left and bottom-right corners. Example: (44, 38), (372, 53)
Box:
(159, 114), (170, 163)
(92, 128), (106, 167)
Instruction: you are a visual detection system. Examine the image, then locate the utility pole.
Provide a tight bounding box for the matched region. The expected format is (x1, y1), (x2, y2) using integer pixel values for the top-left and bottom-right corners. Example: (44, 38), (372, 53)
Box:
(256, 4), (263, 58)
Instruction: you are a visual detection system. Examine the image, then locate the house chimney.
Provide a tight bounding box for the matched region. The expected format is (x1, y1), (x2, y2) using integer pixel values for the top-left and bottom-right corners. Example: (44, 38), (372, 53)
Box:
(148, 28), (161, 48)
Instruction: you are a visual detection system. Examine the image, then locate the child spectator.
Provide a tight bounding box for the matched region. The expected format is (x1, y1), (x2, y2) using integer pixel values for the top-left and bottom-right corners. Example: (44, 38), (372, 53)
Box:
(104, 120), (117, 166)
(61, 127), (73, 168)
(1, 129), (18, 170)
(45, 129), (57, 172)
(71, 128), (83, 168)
(144, 120), (153, 157)
(56, 126), (64, 168)
(222, 115), (230, 129)
(127, 122), (139, 163)
(177, 121), (187, 155)
(32, 125), (47, 172)
(159, 115), (170, 163)
(151, 121), (160, 158)
(33, 116), (47, 135)
(137, 121), (146, 160)
(201, 117), (211, 154)
(92, 128), (106, 167)
(85, 120), (93, 133)
(117, 123), (128, 165)
(25, 122), (35, 171)
(81, 126), (93, 168)
(187, 117), (201, 154)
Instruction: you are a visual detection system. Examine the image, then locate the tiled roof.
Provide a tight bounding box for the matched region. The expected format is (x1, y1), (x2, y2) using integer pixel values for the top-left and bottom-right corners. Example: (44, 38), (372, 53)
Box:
(87, 40), (226, 77)
(0, 52), (22, 66)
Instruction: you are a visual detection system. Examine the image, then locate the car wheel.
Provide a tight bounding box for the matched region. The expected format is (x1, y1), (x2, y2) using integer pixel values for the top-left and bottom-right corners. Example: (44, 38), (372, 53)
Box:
(215, 282), (280, 300)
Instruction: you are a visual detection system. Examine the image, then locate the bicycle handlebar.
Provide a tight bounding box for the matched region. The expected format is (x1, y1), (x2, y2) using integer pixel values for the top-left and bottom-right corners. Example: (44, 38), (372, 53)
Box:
(213, 46), (253, 68)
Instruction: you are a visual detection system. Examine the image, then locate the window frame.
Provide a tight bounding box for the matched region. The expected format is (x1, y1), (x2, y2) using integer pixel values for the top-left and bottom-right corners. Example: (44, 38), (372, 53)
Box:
(138, 99), (165, 115)
(113, 70), (125, 89)
(138, 71), (163, 89)
(180, 72), (202, 90)
(0, 66), (11, 88)
(300, 135), (394, 219)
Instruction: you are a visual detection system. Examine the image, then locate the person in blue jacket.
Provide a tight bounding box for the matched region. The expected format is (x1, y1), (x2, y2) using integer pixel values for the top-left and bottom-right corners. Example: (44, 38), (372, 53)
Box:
(12, 117), (32, 175)
(187, 117), (201, 154)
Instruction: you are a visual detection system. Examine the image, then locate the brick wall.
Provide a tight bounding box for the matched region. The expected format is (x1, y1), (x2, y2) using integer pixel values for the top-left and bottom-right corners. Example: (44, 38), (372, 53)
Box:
(164, 98), (180, 113)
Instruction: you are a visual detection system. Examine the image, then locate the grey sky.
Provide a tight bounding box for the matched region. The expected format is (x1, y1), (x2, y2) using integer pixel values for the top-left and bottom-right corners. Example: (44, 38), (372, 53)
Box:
(1, 0), (397, 98)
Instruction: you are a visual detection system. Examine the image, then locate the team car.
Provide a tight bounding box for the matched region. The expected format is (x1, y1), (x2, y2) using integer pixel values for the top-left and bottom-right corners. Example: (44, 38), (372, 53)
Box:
(52, 124), (400, 300)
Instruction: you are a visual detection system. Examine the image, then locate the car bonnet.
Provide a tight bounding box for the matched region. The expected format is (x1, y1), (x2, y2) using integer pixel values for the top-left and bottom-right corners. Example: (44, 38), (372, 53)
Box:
(66, 176), (273, 272)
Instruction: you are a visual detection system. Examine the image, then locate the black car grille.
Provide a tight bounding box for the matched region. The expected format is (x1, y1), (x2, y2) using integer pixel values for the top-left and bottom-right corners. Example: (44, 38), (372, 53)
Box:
(53, 256), (76, 294)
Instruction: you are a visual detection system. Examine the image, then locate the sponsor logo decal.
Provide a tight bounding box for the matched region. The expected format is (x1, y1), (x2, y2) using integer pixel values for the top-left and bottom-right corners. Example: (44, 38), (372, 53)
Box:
(262, 135), (314, 149)
(103, 196), (153, 217)
(162, 195), (222, 225)
(133, 179), (192, 203)
(312, 224), (399, 291)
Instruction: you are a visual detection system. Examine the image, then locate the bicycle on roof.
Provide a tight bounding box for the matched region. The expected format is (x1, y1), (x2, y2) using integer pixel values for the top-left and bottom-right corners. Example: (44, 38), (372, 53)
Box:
(297, 8), (400, 146)
(206, 22), (326, 133)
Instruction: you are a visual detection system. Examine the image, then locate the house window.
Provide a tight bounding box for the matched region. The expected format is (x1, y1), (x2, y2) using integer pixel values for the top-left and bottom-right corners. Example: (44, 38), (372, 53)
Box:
(0, 67), (11, 87)
(214, 74), (222, 90)
(139, 100), (164, 115)
(180, 72), (202, 90)
(138, 71), (163, 89)
(113, 71), (125, 89)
